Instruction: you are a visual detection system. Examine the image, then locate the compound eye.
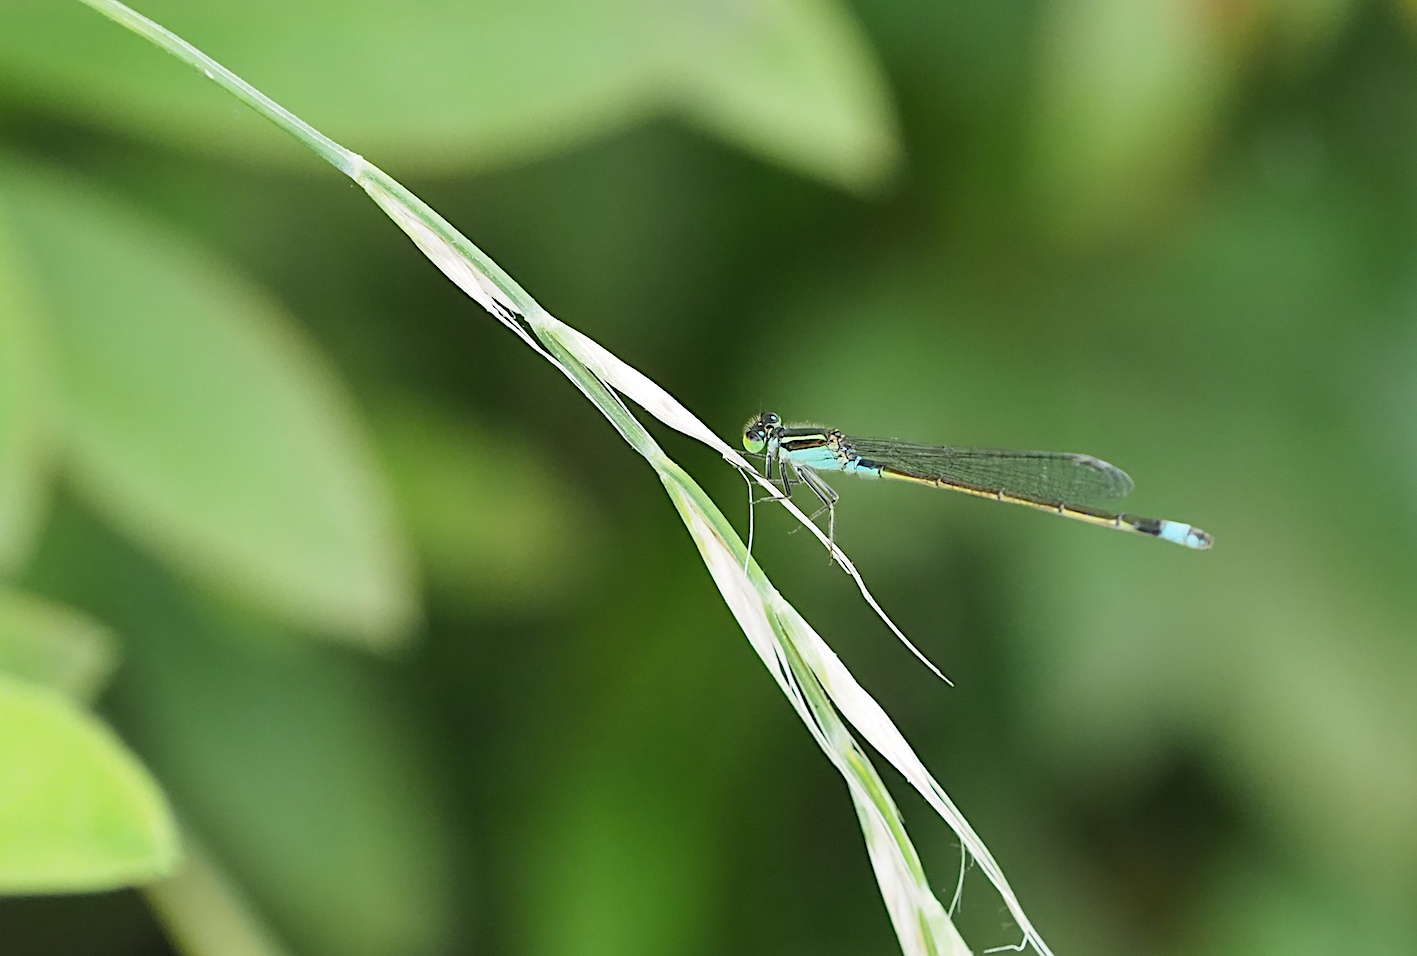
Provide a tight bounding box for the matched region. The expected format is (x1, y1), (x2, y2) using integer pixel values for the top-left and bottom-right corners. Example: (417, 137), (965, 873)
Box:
(742, 427), (767, 454)
(764, 412), (780, 426)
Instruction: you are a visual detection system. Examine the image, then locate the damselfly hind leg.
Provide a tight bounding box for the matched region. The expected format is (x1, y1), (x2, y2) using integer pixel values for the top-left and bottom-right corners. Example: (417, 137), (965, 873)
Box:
(793, 464), (840, 549)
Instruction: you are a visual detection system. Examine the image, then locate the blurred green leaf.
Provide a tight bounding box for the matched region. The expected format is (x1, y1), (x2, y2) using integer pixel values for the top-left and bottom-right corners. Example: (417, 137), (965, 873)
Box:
(373, 398), (597, 614)
(1032, 0), (1232, 239)
(0, 196), (52, 578)
(1030, 0), (1361, 240)
(0, 672), (178, 894)
(672, 0), (901, 190)
(26, 505), (456, 956)
(0, 590), (116, 702)
(0, 0), (898, 189)
(123, 616), (455, 956)
(0, 155), (417, 647)
(0, 0), (656, 171)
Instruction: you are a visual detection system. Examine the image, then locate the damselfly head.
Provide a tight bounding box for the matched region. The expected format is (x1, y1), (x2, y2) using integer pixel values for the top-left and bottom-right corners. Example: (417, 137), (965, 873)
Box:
(742, 411), (781, 454)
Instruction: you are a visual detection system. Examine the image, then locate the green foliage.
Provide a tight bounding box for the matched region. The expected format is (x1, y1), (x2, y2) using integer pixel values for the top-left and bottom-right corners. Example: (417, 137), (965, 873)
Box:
(0, 157), (417, 646)
(1033, 0), (1231, 238)
(0, 673), (177, 894)
(1031, 0), (1363, 239)
(669, 0), (901, 189)
(372, 398), (598, 613)
(0, 591), (115, 701)
(28, 505), (455, 956)
(3, 1), (1417, 955)
(0, 202), (51, 577)
(0, 0), (898, 189)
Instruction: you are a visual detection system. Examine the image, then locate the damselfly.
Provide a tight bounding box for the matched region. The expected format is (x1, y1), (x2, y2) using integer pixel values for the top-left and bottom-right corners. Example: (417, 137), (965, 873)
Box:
(742, 412), (1212, 550)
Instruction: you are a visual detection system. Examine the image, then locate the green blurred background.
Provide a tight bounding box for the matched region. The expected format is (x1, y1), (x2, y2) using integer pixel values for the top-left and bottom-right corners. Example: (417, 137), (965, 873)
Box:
(1, 0), (1415, 954)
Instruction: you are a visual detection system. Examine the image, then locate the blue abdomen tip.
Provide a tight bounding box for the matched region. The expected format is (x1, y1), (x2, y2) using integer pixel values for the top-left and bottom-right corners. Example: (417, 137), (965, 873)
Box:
(1160, 521), (1213, 550)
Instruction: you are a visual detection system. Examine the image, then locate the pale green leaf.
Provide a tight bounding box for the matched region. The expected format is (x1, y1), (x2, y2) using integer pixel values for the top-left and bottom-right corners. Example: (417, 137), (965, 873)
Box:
(672, 0), (901, 191)
(27, 503), (455, 956)
(0, 0), (898, 189)
(0, 156), (417, 646)
(0, 590), (116, 702)
(0, 195), (52, 578)
(0, 0), (658, 172)
(0, 673), (178, 894)
(120, 607), (456, 956)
